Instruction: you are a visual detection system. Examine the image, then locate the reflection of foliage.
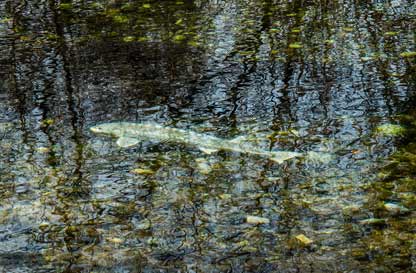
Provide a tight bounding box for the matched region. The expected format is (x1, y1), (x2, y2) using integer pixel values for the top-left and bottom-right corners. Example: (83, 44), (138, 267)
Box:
(57, 0), (206, 45)
(1, 1), (416, 272)
(222, 0), (416, 68)
(357, 112), (416, 272)
(372, 112), (416, 206)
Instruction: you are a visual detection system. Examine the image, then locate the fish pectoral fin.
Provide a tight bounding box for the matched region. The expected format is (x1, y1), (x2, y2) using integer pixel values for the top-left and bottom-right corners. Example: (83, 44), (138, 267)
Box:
(199, 147), (219, 154)
(270, 152), (301, 164)
(116, 137), (140, 148)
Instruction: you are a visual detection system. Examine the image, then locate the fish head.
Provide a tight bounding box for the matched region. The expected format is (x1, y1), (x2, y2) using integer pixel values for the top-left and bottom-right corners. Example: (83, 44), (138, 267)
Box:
(90, 122), (126, 137)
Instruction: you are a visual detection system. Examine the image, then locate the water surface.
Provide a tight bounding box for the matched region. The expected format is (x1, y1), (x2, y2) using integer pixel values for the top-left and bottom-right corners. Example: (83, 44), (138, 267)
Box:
(0, 0), (415, 272)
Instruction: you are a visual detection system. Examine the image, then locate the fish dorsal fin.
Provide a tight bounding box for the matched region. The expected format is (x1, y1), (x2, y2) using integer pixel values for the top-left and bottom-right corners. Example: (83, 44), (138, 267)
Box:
(116, 137), (140, 148)
(230, 135), (250, 144)
(199, 147), (219, 154)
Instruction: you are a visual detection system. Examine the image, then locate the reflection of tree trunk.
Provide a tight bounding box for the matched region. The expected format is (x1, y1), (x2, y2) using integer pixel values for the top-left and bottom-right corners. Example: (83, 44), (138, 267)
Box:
(225, 0), (273, 132)
(48, 2), (92, 267)
(10, 43), (26, 131)
(272, 3), (304, 127)
(49, 0), (86, 191)
(227, 62), (256, 131)
(6, 0), (63, 166)
(8, 2), (29, 143)
(269, 0), (304, 255)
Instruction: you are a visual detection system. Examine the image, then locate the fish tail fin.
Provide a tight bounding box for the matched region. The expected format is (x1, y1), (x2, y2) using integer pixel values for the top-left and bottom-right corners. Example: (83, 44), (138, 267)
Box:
(269, 151), (301, 164)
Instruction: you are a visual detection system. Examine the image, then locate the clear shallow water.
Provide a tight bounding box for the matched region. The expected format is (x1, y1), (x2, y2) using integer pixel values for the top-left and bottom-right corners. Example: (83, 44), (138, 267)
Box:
(0, 0), (415, 272)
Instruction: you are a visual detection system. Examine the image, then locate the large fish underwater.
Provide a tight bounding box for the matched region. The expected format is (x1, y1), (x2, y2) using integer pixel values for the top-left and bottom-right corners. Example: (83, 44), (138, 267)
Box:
(90, 122), (302, 163)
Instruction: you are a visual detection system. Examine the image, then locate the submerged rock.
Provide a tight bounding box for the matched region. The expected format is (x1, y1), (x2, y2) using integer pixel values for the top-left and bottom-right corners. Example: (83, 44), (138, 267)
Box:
(383, 202), (410, 215)
(106, 237), (124, 244)
(0, 122), (13, 131)
(130, 168), (155, 175)
(359, 218), (386, 226)
(195, 158), (212, 174)
(246, 215), (270, 224)
(342, 205), (362, 216)
(36, 147), (50, 153)
(295, 234), (313, 245)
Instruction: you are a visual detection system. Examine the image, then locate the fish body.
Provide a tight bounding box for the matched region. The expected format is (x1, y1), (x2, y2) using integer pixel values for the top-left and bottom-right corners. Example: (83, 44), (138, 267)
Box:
(90, 122), (301, 163)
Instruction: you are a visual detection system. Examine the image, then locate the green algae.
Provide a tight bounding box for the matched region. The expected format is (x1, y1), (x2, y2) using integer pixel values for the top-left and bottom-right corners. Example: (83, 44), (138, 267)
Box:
(360, 110), (416, 271)
(400, 51), (416, 58)
(375, 123), (406, 136)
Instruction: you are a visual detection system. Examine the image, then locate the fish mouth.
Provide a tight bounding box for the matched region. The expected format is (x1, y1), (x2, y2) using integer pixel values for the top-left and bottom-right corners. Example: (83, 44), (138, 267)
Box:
(90, 126), (111, 135)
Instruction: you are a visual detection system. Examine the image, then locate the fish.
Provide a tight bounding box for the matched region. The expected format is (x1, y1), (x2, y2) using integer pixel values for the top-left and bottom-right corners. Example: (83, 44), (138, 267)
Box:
(90, 122), (302, 163)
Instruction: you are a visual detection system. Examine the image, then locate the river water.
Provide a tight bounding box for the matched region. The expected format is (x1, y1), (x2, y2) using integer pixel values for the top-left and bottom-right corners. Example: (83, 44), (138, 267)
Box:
(0, 1), (415, 272)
